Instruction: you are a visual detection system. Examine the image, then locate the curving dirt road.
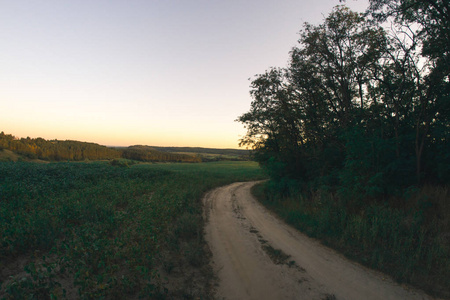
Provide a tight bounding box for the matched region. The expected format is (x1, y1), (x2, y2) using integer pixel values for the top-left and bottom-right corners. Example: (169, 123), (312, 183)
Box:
(204, 181), (435, 300)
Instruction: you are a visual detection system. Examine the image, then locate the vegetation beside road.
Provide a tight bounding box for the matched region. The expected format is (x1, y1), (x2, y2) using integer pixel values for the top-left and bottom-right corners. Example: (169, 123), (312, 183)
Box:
(252, 181), (450, 297)
(240, 1), (450, 298)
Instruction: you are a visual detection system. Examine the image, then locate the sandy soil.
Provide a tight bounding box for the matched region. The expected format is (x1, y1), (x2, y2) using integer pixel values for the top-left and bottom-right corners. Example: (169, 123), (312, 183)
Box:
(204, 181), (435, 300)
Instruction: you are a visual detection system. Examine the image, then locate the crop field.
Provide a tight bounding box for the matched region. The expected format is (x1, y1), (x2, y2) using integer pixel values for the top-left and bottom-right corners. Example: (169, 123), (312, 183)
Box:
(0, 161), (265, 299)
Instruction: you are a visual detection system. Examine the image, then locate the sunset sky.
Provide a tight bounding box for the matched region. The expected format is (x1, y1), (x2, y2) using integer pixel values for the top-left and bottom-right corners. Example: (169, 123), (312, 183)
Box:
(0, 0), (368, 148)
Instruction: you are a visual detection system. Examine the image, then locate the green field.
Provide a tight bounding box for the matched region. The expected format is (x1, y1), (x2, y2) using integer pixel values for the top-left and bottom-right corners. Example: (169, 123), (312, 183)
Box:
(0, 161), (265, 299)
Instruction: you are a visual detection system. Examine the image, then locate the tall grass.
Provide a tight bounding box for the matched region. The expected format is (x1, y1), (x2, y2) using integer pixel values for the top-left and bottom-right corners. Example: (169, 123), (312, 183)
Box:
(0, 161), (265, 299)
(252, 181), (450, 298)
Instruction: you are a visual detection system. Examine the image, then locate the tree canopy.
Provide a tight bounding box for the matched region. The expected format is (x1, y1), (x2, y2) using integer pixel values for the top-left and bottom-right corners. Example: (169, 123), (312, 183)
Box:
(238, 5), (449, 199)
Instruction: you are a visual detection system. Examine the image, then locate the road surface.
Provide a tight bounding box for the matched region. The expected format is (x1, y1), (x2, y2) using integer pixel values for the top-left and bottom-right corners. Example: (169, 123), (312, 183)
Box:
(204, 181), (434, 300)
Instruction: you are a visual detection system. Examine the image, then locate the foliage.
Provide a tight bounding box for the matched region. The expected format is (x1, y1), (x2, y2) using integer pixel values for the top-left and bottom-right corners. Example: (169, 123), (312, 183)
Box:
(122, 145), (201, 163)
(367, 0), (450, 65)
(109, 158), (136, 167)
(239, 4), (449, 297)
(0, 132), (121, 161)
(148, 146), (251, 161)
(238, 4), (449, 195)
(0, 161), (265, 299)
(1, 132), (251, 164)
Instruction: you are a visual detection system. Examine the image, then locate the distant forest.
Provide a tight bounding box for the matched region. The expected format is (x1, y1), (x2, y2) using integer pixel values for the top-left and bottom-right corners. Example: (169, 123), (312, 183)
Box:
(122, 145), (201, 163)
(0, 132), (249, 163)
(148, 146), (251, 161)
(0, 132), (120, 161)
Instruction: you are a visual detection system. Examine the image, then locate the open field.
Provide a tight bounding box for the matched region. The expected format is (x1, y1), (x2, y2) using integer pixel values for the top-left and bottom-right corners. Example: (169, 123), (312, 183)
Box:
(0, 161), (265, 299)
(0, 150), (48, 164)
(0, 150), (20, 162)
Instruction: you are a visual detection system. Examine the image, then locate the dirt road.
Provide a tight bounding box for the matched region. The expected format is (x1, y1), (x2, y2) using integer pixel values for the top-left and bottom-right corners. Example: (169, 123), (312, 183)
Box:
(204, 181), (434, 300)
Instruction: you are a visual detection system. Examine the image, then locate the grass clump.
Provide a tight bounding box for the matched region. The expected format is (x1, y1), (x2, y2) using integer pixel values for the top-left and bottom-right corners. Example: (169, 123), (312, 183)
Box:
(109, 158), (138, 167)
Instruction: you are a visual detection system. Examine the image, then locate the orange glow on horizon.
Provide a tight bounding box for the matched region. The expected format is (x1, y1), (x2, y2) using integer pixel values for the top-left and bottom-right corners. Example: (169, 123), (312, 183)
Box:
(1, 121), (246, 149)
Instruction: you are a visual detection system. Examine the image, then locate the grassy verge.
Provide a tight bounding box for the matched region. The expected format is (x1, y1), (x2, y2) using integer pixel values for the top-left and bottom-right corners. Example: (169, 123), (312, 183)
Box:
(0, 161), (265, 299)
(252, 181), (450, 298)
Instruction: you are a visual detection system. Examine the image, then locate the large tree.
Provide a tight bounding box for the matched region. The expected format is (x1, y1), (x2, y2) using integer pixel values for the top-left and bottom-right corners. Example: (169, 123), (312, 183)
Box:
(368, 0), (450, 183)
(239, 4), (449, 192)
(368, 0), (450, 60)
(239, 6), (388, 182)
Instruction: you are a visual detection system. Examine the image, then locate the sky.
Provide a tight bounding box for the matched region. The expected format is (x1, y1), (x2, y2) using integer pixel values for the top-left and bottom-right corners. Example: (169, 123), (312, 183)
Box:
(0, 0), (368, 149)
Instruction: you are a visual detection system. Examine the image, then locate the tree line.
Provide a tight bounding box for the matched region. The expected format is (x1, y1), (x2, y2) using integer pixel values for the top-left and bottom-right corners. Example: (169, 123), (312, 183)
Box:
(238, 1), (449, 200)
(122, 145), (201, 163)
(0, 132), (201, 163)
(0, 132), (121, 161)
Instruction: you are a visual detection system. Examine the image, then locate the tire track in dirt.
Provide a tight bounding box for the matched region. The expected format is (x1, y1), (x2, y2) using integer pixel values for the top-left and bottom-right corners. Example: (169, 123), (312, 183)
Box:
(204, 181), (435, 300)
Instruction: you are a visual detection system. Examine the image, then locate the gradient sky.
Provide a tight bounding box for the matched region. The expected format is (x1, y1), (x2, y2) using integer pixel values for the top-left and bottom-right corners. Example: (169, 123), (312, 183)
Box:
(0, 0), (368, 148)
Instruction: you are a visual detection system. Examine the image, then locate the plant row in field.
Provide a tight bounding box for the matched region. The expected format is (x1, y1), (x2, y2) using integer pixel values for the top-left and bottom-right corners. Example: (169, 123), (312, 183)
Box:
(0, 161), (265, 299)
